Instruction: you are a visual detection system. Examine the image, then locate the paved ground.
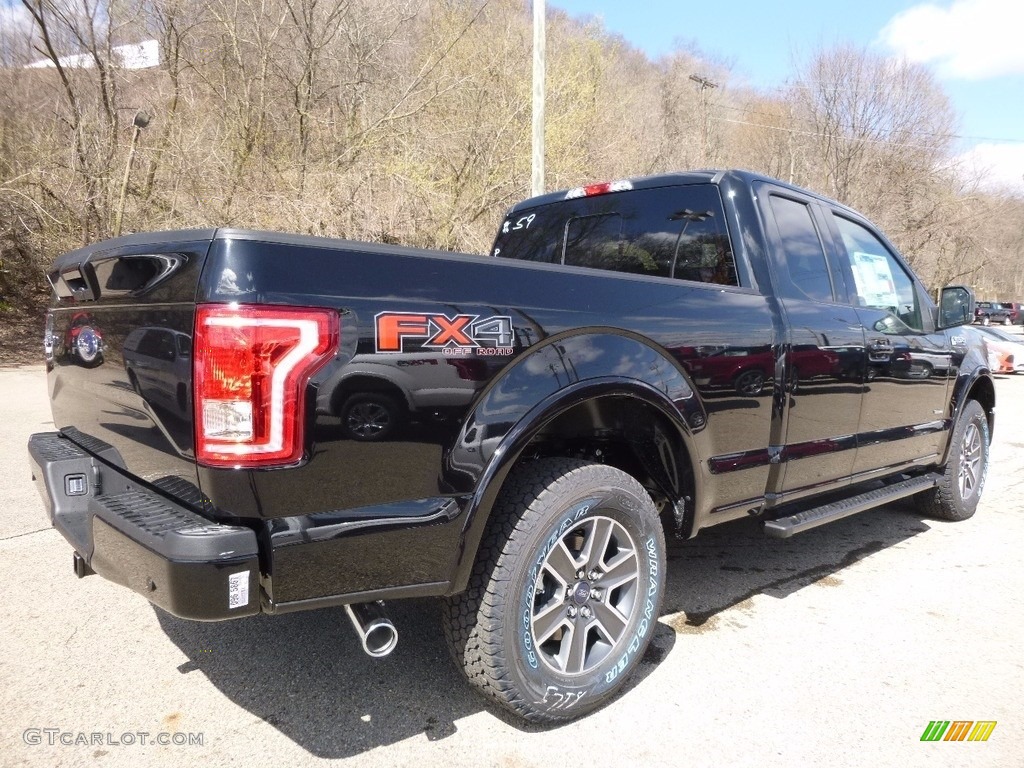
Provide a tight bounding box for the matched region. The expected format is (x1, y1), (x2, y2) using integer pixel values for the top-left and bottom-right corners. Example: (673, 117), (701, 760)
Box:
(2, 364), (1022, 768)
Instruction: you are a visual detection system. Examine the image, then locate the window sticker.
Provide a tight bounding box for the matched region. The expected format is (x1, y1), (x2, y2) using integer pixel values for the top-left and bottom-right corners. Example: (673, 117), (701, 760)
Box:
(849, 251), (899, 309)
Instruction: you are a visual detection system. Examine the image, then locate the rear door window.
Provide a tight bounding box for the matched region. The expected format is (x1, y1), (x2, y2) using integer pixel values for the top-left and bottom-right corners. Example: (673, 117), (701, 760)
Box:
(768, 195), (835, 303)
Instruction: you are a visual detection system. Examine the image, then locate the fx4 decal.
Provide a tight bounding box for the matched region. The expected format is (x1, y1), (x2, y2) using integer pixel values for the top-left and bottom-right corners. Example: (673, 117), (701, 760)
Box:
(375, 312), (515, 356)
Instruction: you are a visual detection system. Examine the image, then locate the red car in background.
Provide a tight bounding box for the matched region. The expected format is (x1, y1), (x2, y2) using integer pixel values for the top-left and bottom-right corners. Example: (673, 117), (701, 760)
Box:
(1003, 302), (1022, 325)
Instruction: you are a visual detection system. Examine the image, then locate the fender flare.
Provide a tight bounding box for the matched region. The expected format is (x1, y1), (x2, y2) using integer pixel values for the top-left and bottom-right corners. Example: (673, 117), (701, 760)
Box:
(942, 366), (995, 465)
(446, 375), (704, 594)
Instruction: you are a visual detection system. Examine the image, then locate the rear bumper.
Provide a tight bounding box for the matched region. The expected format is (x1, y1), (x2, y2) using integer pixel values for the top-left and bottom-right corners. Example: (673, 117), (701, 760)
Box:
(28, 432), (260, 620)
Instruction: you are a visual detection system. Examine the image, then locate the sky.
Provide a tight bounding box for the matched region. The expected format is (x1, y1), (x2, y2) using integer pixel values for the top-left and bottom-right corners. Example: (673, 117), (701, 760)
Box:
(549, 0), (1024, 194)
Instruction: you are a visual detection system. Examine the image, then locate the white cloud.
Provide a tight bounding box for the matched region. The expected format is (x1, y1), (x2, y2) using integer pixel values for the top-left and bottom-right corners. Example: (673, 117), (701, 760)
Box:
(955, 142), (1024, 195)
(879, 0), (1024, 79)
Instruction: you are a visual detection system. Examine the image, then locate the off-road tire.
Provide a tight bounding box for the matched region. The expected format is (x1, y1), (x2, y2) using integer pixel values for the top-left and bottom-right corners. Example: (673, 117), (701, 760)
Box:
(916, 399), (989, 521)
(443, 458), (666, 723)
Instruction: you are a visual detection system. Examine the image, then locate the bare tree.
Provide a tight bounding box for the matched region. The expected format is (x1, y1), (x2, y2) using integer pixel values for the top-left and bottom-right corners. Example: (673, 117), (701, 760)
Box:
(3, 0), (1023, 333)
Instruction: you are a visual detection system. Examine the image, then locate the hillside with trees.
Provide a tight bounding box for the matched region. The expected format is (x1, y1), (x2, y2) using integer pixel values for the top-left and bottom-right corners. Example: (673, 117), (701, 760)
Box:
(2, 0), (1023, 339)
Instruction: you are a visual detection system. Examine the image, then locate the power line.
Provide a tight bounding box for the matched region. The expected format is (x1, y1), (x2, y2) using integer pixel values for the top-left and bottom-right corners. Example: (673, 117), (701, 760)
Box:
(710, 116), (964, 153)
(710, 102), (1024, 145)
(726, 87), (1024, 145)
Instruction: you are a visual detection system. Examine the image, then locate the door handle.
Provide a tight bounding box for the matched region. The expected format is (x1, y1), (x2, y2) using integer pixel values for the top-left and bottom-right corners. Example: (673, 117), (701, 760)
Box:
(868, 338), (893, 361)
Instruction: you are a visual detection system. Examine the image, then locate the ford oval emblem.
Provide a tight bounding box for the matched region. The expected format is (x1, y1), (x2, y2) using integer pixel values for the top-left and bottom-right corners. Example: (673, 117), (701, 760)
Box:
(572, 581), (591, 605)
(75, 327), (102, 363)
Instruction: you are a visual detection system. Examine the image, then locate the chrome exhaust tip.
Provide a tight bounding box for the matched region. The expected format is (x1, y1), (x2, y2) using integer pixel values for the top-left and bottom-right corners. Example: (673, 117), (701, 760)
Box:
(344, 601), (398, 658)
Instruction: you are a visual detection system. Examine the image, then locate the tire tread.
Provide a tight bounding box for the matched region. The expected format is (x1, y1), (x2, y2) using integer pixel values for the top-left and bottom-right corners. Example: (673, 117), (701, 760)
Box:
(442, 458), (657, 723)
(916, 399), (988, 521)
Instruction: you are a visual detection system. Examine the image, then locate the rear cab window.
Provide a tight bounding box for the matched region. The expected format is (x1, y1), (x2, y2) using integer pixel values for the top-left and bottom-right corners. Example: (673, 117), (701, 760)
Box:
(492, 184), (740, 287)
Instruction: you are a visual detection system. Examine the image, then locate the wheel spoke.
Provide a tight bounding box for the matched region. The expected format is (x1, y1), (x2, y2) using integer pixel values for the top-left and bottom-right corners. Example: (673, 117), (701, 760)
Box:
(543, 540), (579, 585)
(579, 517), (613, 570)
(532, 599), (568, 645)
(564, 622), (590, 675)
(599, 549), (639, 590)
(591, 599), (627, 641)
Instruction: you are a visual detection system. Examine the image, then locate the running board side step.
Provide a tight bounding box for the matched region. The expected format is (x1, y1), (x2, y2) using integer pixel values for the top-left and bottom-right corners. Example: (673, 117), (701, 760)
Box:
(763, 474), (941, 539)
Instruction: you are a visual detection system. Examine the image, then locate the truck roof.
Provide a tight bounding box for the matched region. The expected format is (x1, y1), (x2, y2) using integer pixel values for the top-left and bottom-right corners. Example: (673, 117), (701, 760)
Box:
(504, 169), (852, 216)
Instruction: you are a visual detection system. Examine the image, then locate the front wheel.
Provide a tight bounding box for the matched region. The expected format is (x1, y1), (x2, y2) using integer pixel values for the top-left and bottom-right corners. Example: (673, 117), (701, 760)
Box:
(443, 458), (666, 723)
(916, 400), (989, 521)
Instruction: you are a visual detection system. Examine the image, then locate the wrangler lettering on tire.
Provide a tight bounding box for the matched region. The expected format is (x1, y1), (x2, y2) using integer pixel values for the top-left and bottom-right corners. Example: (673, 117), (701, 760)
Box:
(443, 458), (667, 722)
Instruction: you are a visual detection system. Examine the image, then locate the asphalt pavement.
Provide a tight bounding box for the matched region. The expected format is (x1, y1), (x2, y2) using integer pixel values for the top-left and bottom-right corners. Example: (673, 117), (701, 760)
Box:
(2, 363), (1022, 768)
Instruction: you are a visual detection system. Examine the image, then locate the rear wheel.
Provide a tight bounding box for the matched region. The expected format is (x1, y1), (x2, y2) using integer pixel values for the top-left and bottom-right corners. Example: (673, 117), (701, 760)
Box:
(443, 458), (666, 723)
(916, 400), (989, 521)
(734, 369), (765, 396)
(340, 393), (400, 441)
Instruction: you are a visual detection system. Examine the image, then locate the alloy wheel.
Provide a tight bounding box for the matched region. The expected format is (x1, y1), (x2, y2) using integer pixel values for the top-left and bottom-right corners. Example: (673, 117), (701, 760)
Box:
(529, 515), (640, 676)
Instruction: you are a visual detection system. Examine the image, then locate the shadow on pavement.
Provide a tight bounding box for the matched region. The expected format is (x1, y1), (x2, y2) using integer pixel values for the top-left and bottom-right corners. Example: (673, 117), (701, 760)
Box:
(661, 500), (931, 630)
(155, 595), (674, 757)
(154, 500), (930, 757)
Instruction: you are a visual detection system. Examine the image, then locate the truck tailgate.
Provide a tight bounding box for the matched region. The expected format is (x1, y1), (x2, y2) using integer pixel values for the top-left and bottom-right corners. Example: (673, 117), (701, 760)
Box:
(45, 231), (216, 508)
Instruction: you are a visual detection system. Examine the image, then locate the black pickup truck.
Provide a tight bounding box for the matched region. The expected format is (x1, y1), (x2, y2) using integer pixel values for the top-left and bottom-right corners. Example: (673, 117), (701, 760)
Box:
(974, 301), (1015, 326)
(29, 170), (993, 723)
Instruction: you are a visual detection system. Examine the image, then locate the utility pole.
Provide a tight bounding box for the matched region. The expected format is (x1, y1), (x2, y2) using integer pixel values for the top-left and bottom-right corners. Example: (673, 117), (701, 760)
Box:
(113, 110), (151, 237)
(532, 0), (545, 198)
(688, 73), (718, 166)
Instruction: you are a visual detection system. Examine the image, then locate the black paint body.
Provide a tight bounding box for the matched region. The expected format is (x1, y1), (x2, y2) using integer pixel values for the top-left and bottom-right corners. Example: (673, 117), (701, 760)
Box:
(36, 170), (993, 619)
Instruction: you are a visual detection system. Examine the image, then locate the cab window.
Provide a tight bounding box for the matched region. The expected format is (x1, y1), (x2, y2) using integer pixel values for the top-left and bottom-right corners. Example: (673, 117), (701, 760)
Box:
(832, 215), (922, 332)
(769, 195), (834, 303)
(493, 185), (738, 286)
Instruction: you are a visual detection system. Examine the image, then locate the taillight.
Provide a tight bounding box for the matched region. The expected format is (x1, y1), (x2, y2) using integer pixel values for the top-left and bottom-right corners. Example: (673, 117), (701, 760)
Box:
(564, 179), (633, 199)
(194, 304), (337, 467)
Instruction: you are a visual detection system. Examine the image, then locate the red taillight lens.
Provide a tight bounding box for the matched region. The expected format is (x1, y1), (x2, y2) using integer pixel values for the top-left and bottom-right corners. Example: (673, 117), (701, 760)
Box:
(194, 304), (337, 467)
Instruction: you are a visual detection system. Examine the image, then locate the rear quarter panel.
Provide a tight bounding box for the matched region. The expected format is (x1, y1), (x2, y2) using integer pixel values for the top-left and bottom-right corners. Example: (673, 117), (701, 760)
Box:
(196, 233), (779, 522)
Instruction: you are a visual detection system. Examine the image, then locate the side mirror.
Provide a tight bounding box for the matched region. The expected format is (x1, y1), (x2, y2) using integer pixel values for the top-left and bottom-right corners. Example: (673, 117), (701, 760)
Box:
(938, 285), (975, 330)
